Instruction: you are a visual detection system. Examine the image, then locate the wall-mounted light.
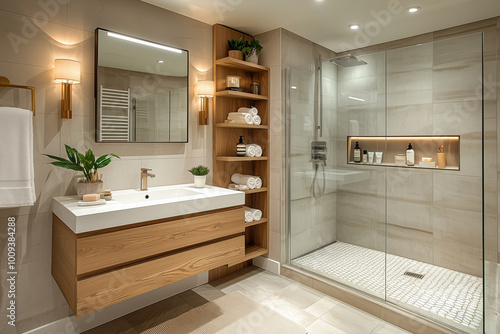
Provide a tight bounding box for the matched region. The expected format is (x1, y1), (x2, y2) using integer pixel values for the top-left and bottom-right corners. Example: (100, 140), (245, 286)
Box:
(54, 58), (80, 119)
(195, 80), (214, 125)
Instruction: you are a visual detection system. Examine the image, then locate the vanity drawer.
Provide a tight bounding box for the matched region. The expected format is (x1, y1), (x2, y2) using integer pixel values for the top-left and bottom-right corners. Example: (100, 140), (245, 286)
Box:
(76, 207), (244, 275)
(76, 235), (244, 316)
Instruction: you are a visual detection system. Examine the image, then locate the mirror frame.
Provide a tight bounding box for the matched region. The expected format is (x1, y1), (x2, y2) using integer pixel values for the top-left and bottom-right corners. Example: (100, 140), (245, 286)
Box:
(94, 28), (189, 143)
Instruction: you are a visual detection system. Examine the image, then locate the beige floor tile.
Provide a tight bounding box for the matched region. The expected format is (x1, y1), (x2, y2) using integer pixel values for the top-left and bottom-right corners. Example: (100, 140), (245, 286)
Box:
(214, 269), (294, 302)
(124, 295), (191, 332)
(371, 322), (412, 333)
(192, 283), (226, 301)
(272, 283), (325, 309)
(306, 319), (349, 334)
(82, 317), (137, 334)
(321, 303), (382, 334)
(177, 289), (209, 308)
(305, 296), (340, 317)
(260, 293), (318, 328)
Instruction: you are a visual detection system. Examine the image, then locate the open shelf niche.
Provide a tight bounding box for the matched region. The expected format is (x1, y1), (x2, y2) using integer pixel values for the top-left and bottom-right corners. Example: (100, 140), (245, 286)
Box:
(347, 136), (460, 170)
(209, 24), (270, 281)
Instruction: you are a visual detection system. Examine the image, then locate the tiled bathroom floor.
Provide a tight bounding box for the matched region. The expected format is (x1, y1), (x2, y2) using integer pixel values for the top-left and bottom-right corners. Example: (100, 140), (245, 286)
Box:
(83, 266), (410, 334)
(291, 241), (483, 333)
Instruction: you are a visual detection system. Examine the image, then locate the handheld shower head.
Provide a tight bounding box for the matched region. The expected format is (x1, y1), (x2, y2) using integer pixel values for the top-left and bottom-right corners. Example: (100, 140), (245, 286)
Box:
(330, 54), (367, 67)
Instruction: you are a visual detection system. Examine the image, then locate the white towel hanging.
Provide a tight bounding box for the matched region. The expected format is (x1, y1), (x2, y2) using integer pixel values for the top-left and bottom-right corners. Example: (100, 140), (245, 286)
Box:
(0, 107), (36, 207)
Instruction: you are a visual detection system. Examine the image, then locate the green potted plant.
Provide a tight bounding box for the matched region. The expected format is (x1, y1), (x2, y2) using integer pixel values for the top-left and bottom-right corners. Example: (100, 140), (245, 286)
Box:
(227, 37), (245, 60)
(44, 145), (120, 198)
(188, 165), (210, 188)
(242, 40), (263, 64)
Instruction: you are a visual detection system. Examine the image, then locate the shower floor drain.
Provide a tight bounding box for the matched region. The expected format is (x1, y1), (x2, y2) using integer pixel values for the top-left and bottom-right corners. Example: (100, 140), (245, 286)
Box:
(403, 271), (425, 279)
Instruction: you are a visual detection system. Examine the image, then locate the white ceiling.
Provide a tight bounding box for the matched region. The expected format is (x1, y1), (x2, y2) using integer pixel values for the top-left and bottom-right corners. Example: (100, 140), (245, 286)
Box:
(141, 0), (500, 52)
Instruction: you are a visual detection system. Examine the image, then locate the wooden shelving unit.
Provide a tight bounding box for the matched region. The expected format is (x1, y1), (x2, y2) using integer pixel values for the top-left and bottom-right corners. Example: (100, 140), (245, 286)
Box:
(209, 24), (270, 281)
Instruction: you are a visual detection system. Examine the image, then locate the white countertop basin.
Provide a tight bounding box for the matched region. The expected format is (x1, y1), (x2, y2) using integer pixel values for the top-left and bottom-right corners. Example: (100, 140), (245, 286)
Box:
(52, 184), (245, 234)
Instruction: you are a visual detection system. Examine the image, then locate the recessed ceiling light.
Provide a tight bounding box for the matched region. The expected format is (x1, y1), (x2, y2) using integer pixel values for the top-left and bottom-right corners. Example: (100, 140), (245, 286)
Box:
(348, 24), (359, 30)
(157, 60), (164, 63)
(408, 6), (420, 13)
(291, 86), (297, 90)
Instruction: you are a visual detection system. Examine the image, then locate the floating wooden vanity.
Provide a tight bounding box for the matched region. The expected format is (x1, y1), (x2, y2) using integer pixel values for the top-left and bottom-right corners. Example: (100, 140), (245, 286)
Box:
(51, 185), (245, 316)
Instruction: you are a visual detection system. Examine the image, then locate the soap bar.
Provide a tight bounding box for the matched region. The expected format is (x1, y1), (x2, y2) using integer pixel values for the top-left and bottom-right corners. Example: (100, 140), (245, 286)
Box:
(83, 193), (100, 202)
(422, 157), (433, 162)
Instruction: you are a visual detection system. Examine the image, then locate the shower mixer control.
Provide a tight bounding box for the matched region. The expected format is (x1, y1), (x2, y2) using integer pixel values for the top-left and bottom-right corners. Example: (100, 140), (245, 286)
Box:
(311, 141), (327, 166)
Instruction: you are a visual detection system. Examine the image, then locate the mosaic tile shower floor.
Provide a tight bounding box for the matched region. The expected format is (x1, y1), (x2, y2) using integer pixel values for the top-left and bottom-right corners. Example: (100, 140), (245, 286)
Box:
(291, 241), (483, 333)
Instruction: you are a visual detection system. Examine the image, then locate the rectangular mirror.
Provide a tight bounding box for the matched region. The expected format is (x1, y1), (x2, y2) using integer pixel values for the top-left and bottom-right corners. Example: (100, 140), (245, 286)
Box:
(95, 28), (189, 143)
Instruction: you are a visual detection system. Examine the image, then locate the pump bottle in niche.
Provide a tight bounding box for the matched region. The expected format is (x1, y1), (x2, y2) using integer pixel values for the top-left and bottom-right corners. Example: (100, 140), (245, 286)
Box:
(353, 141), (361, 163)
(236, 136), (246, 157)
(406, 143), (415, 166)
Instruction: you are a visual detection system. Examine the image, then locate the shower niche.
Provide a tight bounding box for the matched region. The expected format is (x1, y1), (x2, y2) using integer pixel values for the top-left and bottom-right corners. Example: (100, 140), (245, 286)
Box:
(346, 136), (460, 170)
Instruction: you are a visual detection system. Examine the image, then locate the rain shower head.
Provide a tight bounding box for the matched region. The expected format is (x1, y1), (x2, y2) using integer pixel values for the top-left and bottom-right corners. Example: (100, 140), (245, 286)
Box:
(330, 55), (367, 67)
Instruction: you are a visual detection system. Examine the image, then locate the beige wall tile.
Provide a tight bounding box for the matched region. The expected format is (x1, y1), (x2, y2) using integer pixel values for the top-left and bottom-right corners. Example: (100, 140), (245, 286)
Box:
(433, 173), (482, 212)
(386, 224), (434, 263)
(433, 240), (482, 276)
(386, 104), (433, 136)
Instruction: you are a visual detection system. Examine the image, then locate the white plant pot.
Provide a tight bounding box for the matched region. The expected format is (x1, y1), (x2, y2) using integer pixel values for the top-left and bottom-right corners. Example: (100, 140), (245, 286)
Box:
(76, 180), (103, 199)
(193, 175), (206, 188)
(245, 48), (259, 64)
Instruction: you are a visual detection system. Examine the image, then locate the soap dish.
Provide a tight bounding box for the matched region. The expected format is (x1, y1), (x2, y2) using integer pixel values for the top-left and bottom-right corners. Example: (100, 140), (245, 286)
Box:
(78, 199), (107, 206)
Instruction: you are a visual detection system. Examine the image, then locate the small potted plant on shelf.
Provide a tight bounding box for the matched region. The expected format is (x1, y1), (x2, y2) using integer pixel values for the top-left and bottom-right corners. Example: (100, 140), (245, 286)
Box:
(188, 165), (210, 188)
(44, 145), (120, 199)
(242, 40), (263, 64)
(227, 37), (245, 60)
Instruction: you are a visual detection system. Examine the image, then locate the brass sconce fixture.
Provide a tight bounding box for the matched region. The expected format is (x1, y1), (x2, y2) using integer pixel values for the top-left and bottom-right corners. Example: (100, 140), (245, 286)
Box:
(195, 80), (214, 125)
(54, 58), (80, 119)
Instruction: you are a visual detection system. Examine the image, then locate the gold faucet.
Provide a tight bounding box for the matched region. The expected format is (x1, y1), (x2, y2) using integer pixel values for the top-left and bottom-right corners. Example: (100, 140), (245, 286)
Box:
(140, 168), (155, 191)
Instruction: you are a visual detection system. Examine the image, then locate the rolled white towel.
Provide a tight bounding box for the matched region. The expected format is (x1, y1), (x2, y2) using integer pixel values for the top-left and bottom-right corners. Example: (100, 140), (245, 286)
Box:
(227, 112), (253, 124)
(246, 145), (256, 157)
(252, 115), (261, 125)
(238, 107), (258, 116)
(254, 177), (262, 189)
(250, 144), (262, 157)
(244, 206), (262, 221)
(231, 173), (256, 189)
(228, 183), (249, 191)
(244, 209), (254, 223)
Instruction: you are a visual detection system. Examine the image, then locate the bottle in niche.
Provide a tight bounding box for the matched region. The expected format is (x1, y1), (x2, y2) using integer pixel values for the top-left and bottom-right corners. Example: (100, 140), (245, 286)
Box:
(353, 141), (361, 163)
(406, 143), (415, 166)
(236, 136), (246, 157)
(362, 150), (368, 163)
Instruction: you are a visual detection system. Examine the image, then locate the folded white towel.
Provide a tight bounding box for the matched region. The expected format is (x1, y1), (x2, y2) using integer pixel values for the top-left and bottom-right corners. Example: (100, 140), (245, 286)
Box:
(0, 107), (36, 207)
(228, 183), (249, 191)
(255, 177), (262, 189)
(252, 115), (261, 125)
(246, 145), (256, 157)
(231, 173), (256, 189)
(238, 107), (258, 116)
(244, 209), (254, 223)
(244, 206), (262, 221)
(227, 112), (253, 124)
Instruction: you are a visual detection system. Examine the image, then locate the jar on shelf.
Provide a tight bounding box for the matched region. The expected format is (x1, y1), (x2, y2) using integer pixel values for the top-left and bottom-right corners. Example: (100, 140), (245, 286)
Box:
(226, 75), (241, 89)
(250, 82), (259, 95)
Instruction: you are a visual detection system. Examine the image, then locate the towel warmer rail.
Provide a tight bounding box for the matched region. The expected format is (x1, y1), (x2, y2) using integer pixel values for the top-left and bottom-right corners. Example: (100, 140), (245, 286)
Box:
(99, 86), (130, 141)
(0, 76), (35, 115)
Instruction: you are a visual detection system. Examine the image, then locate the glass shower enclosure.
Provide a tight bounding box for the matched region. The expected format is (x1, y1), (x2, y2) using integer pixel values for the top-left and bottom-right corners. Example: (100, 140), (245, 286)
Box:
(285, 33), (485, 333)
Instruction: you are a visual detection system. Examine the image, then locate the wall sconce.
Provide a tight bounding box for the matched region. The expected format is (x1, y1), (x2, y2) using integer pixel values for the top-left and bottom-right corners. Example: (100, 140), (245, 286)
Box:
(195, 80), (214, 125)
(54, 58), (80, 119)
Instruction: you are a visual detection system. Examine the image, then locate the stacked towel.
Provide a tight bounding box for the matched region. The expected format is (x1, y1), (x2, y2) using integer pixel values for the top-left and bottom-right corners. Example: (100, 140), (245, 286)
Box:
(244, 206), (262, 221)
(0, 107), (36, 207)
(231, 173), (262, 189)
(231, 173), (256, 189)
(245, 144), (262, 157)
(238, 107), (258, 116)
(244, 209), (254, 223)
(252, 115), (261, 125)
(228, 183), (249, 191)
(254, 177), (262, 189)
(246, 145), (257, 157)
(227, 112), (253, 124)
